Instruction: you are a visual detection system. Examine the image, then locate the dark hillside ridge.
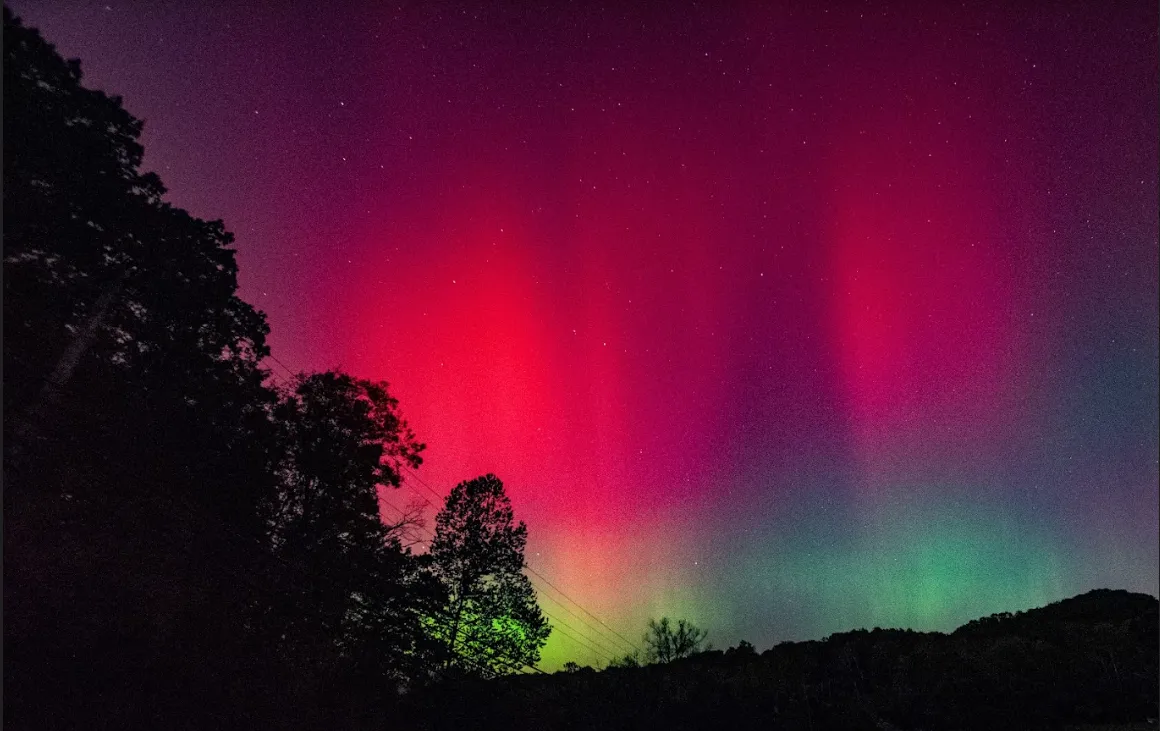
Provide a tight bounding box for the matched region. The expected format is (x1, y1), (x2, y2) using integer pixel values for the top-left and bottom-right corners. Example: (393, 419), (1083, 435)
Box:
(953, 588), (1158, 636)
(399, 589), (1159, 731)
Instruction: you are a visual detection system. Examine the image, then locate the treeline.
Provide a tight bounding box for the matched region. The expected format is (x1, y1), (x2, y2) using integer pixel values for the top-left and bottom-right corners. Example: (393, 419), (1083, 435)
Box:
(398, 589), (1159, 731)
(3, 9), (545, 730)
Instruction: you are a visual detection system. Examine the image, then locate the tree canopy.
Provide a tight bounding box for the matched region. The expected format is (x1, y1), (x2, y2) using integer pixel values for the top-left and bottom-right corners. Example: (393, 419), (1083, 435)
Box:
(644, 617), (709, 664)
(262, 371), (441, 684)
(429, 474), (551, 677)
(3, 9), (442, 727)
(3, 5), (276, 534)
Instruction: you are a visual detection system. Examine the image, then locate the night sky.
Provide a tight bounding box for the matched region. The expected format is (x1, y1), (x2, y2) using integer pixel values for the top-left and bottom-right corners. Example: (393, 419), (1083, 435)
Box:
(14, 1), (1157, 669)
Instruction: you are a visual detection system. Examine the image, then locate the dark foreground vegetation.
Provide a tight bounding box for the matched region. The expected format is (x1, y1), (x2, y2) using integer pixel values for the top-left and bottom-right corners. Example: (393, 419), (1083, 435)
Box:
(401, 589), (1159, 731)
(4, 9), (545, 729)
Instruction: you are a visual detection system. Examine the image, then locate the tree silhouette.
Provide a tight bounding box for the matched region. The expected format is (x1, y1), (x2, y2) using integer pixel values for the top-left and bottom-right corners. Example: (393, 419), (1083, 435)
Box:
(428, 474), (550, 677)
(4, 6), (270, 445)
(265, 371), (424, 555)
(607, 651), (643, 669)
(725, 639), (757, 659)
(396, 591), (1159, 731)
(4, 9), (284, 728)
(4, 6), (277, 541)
(644, 617), (709, 664)
(261, 371), (439, 683)
(3, 10), (439, 725)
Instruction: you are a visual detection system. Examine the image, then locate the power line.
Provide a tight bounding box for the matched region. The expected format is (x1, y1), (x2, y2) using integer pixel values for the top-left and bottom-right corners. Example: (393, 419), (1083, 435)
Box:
(382, 483), (627, 662)
(446, 620), (550, 676)
(15, 357), (641, 661)
(528, 578), (634, 658)
(12, 372), (631, 676)
(400, 464), (447, 505)
(455, 641), (547, 677)
(379, 497), (429, 549)
(523, 564), (642, 653)
(396, 476), (440, 512)
(380, 497), (416, 523)
(537, 608), (620, 663)
(264, 354), (297, 380)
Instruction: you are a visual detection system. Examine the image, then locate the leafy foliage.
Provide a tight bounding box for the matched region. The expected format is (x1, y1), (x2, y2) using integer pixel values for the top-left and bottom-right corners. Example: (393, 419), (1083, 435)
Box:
(725, 639), (757, 658)
(607, 651), (644, 669)
(265, 371), (423, 557)
(644, 617), (709, 664)
(3, 9), (444, 728)
(259, 372), (441, 685)
(4, 12), (287, 729)
(429, 474), (551, 678)
(3, 5), (278, 539)
(3, 6), (270, 415)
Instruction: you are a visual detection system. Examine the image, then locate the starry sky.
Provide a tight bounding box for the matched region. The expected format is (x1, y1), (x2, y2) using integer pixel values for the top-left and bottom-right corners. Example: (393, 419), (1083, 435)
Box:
(13, 1), (1157, 669)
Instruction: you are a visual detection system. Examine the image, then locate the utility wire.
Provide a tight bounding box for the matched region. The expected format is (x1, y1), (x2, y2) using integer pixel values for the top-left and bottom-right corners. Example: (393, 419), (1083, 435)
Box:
(537, 609), (619, 663)
(263, 354), (297, 381)
(400, 464), (448, 505)
(396, 476), (441, 512)
(523, 563), (643, 654)
(527, 579), (633, 658)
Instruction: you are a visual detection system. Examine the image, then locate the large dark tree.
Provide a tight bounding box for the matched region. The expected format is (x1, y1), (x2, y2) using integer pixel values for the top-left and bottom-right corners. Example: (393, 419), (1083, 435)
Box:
(3, 9), (464, 728)
(2, 10), (346, 729)
(2, 4), (277, 538)
(3, 5), (270, 431)
(261, 371), (445, 687)
(429, 474), (551, 678)
(265, 372), (424, 555)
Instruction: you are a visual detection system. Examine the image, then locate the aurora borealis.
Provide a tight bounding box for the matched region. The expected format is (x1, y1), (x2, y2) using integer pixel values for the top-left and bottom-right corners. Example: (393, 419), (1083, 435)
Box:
(15, 1), (1156, 669)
